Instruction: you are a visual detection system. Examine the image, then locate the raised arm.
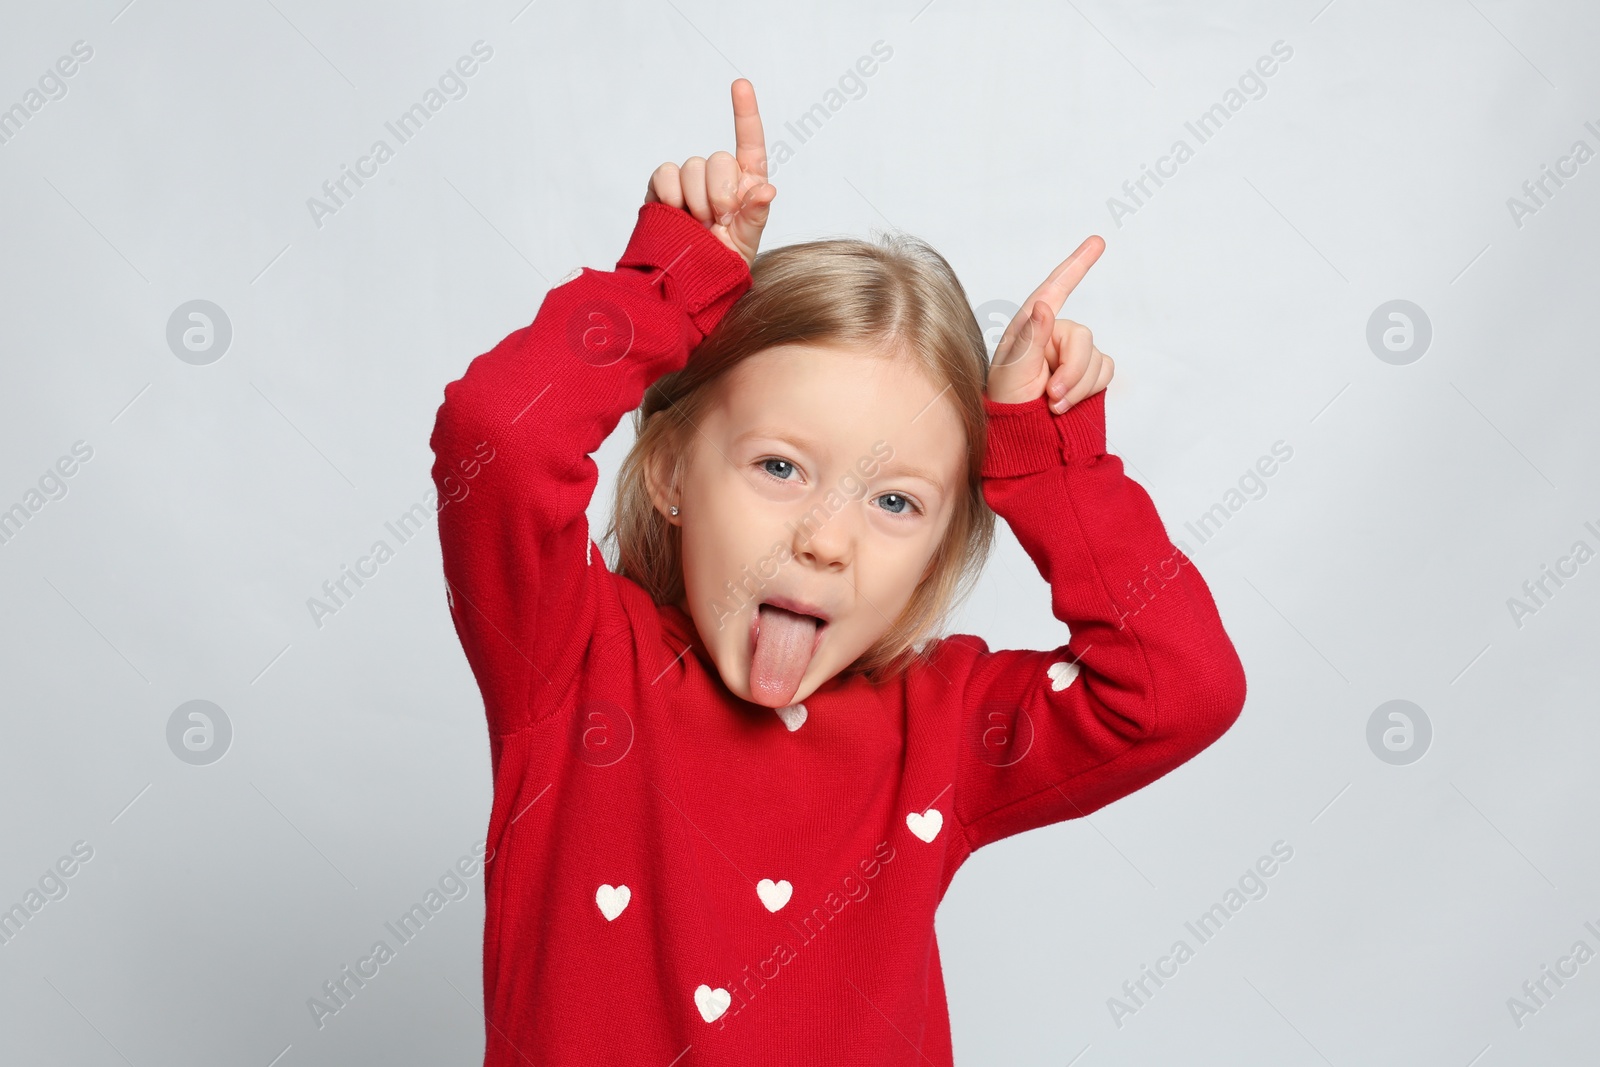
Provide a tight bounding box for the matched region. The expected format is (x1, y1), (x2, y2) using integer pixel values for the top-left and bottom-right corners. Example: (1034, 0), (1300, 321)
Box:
(429, 80), (774, 738)
(939, 240), (1246, 852)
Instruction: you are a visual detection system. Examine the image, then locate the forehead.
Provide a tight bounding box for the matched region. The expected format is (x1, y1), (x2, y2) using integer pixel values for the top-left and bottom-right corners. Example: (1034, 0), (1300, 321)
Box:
(711, 340), (966, 476)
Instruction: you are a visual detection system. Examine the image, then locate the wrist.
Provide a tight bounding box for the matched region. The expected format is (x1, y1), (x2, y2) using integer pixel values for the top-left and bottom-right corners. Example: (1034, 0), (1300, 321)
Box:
(617, 202), (752, 338)
(980, 390), (1107, 479)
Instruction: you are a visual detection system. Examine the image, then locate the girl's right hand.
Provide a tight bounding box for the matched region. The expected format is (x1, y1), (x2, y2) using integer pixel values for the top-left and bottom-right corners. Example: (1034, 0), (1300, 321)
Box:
(645, 78), (777, 268)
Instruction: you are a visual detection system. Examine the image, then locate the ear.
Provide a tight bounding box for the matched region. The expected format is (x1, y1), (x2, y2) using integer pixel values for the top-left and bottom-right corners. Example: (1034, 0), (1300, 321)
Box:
(642, 441), (682, 526)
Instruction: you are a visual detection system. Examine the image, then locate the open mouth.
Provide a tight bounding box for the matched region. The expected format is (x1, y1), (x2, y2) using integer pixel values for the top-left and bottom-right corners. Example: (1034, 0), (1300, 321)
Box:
(747, 600), (829, 708)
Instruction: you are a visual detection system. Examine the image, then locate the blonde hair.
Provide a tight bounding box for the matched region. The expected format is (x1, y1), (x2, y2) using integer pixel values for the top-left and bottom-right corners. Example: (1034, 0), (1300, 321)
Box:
(602, 228), (997, 683)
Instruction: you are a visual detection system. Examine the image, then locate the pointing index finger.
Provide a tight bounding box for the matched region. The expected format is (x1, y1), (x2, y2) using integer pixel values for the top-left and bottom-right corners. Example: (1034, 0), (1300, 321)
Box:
(1032, 235), (1105, 314)
(1000, 235), (1106, 348)
(731, 78), (768, 180)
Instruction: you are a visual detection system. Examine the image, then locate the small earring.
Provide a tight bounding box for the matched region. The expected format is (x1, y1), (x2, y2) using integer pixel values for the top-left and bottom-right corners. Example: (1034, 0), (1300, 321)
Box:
(669, 505), (679, 516)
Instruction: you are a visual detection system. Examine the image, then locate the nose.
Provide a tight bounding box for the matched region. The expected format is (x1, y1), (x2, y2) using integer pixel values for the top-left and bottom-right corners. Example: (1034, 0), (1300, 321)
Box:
(791, 495), (855, 571)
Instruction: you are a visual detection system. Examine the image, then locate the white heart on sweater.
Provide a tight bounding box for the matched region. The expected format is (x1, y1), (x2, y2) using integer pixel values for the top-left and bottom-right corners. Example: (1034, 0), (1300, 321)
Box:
(1048, 660), (1081, 691)
(595, 883), (630, 921)
(756, 878), (792, 912)
(774, 703), (807, 731)
(906, 809), (943, 843)
(695, 983), (731, 1022)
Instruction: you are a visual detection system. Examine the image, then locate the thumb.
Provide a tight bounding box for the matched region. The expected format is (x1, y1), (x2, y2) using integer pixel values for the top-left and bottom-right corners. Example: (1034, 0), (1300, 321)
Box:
(986, 301), (1051, 403)
(994, 302), (1047, 373)
(726, 183), (776, 262)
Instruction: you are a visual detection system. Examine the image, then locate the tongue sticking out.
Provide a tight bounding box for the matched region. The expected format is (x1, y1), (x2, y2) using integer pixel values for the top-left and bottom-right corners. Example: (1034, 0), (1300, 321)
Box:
(749, 604), (819, 708)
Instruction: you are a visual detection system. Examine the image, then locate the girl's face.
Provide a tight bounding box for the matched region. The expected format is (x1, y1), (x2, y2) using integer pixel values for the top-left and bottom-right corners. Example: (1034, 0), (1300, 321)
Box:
(662, 342), (966, 709)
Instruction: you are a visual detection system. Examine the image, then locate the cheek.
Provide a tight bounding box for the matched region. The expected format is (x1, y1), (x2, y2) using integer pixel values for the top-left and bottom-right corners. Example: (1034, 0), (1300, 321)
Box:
(680, 475), (767, 588)
(852, 533), (936, 616)
(883, 553), (933, 609)
(678, 516), (727, 596)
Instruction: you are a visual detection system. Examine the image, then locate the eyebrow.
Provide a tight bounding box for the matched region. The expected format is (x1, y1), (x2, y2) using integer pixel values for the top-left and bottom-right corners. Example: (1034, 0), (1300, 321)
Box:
(733, 428), (948, 494)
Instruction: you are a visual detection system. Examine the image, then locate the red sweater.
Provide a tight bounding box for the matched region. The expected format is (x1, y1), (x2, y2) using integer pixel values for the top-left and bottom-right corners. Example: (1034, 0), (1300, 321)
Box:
(429, 201), (1247, 1065)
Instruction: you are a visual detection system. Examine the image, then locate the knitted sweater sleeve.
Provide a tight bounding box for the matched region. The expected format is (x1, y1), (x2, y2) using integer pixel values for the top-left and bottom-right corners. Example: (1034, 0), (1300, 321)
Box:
(939, 389), (1248, 852)
(428, 202), (752, 738)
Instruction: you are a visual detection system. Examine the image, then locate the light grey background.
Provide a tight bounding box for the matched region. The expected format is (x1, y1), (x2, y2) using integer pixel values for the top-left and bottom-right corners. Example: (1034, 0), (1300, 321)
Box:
(3, 0), (1596, 1064)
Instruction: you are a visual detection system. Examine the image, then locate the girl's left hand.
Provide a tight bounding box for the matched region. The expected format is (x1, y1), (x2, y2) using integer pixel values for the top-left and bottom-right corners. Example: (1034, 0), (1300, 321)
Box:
(986, 235), (1115, 414)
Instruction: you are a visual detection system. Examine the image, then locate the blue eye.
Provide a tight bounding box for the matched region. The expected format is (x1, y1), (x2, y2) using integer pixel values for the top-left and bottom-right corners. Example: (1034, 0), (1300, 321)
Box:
(876, 492), (921, 516)
(758, 458), (921, 517)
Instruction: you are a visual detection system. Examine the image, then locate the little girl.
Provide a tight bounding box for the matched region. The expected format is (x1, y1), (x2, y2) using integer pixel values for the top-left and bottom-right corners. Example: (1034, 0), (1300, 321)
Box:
(430, 78), (1245, 1066)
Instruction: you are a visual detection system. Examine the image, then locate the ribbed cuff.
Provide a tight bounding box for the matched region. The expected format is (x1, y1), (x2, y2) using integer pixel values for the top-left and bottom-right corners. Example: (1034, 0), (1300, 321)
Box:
(980, 389), (1107, 479)
(615, 202), (752, 337)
